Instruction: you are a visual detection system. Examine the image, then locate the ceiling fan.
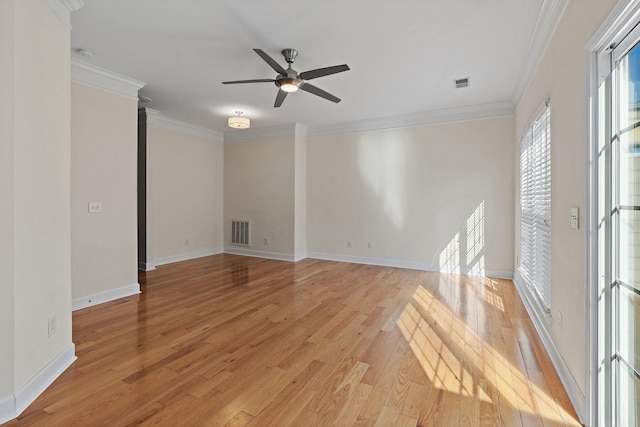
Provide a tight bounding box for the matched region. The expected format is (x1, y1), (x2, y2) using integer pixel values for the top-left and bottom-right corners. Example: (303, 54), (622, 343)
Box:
(222, 48), (350, 107)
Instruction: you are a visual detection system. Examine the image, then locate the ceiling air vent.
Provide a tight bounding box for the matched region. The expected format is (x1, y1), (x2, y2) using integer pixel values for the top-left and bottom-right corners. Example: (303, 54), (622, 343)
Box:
(454, 77), (470, 89)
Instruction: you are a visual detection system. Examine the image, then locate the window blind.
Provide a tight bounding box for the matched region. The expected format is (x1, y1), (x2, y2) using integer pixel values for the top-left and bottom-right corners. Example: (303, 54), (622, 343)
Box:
(519, 101), (551, 313)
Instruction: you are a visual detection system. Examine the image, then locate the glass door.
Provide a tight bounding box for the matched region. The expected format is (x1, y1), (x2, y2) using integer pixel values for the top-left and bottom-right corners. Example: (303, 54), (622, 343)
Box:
(609, 35), (640, 427)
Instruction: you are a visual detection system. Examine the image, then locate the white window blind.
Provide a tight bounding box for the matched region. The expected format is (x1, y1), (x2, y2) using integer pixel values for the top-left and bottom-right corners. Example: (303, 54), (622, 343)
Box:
(519, 101), (551, 313)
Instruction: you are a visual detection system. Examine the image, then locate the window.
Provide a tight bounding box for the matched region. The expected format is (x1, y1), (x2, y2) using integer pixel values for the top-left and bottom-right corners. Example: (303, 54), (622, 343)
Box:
(519, 101), (551, 313)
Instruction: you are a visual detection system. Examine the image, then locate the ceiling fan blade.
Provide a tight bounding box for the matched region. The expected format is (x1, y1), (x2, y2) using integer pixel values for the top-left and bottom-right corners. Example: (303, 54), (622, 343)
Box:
(274, 89), (288, 107)
(222, 79), (275, 84)
(253, 49), (287, 75)
(300, 83), (341, 103)
(299, 64), (350, 80)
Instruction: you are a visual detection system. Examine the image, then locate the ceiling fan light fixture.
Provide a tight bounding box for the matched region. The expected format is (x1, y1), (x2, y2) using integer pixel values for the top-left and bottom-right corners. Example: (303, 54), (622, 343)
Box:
(228, 111), (250, 129)
(279, 79), (300, 93)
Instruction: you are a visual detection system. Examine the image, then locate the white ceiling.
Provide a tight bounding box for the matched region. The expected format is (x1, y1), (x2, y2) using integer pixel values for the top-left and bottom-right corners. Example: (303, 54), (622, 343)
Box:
(70, 0), (555, 135)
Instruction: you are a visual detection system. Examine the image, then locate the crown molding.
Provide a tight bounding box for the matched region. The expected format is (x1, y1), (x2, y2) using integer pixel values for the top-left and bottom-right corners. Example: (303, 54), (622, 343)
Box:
(224, 123), (308, 143)
(71, 59), (145, 100)
(512, 0), (569, 104)
(42, 0), (83, 29)
(307, 101), (515, 138)
(222, 102), (513, 142)
(145, 109), (223, 143)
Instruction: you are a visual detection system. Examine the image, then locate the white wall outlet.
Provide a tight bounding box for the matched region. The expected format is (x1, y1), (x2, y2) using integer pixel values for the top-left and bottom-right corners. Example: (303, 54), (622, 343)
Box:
(367, 242), (373, 249)
(264, 237), (269, 245)
(184, 239), (190, 247)
(347, 240), (353, 248)
(88, 201), (102, 213)
(48, 316), (57, 337)
(570, 207), (579, 229)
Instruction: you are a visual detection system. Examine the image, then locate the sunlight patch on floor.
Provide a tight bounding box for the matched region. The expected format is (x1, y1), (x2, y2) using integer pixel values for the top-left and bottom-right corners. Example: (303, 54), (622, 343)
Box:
(396, 284), (577, 425)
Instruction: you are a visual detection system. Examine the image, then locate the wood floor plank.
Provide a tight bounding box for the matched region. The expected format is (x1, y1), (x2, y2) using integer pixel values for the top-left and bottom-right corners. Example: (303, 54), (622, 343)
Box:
(223, 411), (254, 427)
(6, 254), (581, 427)
(401, 381), (428, 420)
(372, 405), (400, 426)
(386, 348), (418, 412)
(333, 382), (374, 427)
(358, 341), (410, 421)
(247, 360), (323, 426)
(394, 414), (419, 427)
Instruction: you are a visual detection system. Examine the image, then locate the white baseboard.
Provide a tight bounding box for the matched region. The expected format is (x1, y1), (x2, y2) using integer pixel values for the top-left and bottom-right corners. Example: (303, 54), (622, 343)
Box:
(138, 261), (156, 271)
(224, 247), (297, 262)
(72, 283), (141, 311)
(221, 249), (514, 279)
(307, 252), (514, 280)
(153, 248), (223, 266)
(513, 272), (586, 424)
(293, 252), (308, 262)
(0, 343), (76, 424)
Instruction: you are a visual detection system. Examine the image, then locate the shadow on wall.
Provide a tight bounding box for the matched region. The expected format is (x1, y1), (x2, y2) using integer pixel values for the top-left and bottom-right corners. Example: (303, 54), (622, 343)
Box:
(351, 134), (498, 276)
(438, 200), (486, 276)
(356, 133), (407, 231)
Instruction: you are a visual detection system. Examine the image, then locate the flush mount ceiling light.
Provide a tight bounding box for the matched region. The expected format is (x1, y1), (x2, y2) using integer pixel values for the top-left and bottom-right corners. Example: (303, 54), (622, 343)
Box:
(227, 111), (250, 129)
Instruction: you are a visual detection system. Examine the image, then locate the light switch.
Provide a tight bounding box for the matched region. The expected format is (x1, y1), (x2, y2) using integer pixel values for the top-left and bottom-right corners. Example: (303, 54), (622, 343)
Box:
(88, 201), (102, 213)
(570, 207), (579, 229)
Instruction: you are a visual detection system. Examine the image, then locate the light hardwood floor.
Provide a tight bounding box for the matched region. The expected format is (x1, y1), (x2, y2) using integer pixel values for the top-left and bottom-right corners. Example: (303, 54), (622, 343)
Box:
(6, 254), (581, 426)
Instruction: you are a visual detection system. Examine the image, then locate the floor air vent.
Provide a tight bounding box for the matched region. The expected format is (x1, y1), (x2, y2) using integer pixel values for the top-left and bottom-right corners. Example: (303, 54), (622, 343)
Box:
(231, 220), (250, 246)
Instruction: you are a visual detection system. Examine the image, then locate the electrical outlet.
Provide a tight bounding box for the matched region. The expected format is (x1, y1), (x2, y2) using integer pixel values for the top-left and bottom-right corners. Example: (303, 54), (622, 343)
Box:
(347, 240), (353, 248)
(88, 201), (102, 213)
(367, 242), (373, 249)
(264, 237), (269, 245)
(48, 316), (57, 337)
(184, 239), (190, 247)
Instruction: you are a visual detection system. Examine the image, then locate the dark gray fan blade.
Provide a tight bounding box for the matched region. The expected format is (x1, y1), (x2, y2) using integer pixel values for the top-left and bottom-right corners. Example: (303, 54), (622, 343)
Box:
(300, 83), (341, 103)
(253, 49), (287, 75)
(274, 89), (288, 107)
(300, 64), (350, 80)
(222, 79), (275, 84)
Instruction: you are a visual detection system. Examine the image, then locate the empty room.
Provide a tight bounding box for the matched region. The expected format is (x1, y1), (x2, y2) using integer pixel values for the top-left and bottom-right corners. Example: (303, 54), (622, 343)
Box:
(1, 0), (639, 425)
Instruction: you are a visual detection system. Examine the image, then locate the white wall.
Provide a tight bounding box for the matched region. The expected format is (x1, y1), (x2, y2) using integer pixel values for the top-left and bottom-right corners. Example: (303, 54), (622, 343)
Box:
(294, 133), (307, 260)
(0, 0), (77, 421)
(307, 116), (515, 277)
(224, 133), (297, 258)
(146, 121), (224, 264)
(0, 0), (17, 400)
(70, 82), (140, 308)
(513, 0), (617, 401)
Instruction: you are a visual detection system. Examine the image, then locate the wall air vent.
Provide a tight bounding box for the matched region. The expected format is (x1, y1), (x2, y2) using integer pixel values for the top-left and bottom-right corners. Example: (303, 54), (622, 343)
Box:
(454, 77), (470, 89)
(231, 220), (250, 246)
